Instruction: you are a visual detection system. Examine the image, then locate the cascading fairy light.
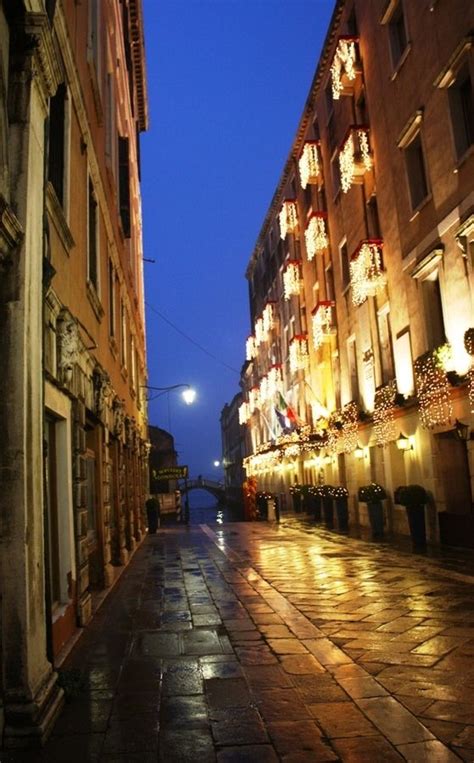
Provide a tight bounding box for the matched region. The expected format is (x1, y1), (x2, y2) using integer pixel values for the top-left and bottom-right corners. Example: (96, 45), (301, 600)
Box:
(298, 142), (320, 189)
(341, 401), (359, 454)
(465, 329), (474, 413)
(350, 241), (386, 305)
(255, 317), (265, 346)
(339, 127), (372, 193)
(331, 37), (358, 99)
(283, 260), (301, 299)
(373, 380), (397, 446)
(239, 401), (250, 425)
(259, 375), (269, 403)
(289, 335), (309, 373)
(305, 214), (329, 260)
(262, 302), (275, 335)
(312, 301), (334, 349)
(248, 386), (260, 414)
(414, 345), (453, 429)
(279, 200), (298, 240)
(267, 364), (283, 398)
(246, 335), (256, 361)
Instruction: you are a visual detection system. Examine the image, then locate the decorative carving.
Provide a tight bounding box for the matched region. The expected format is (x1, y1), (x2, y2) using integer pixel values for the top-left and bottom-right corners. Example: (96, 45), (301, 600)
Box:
(93, 367), (113, 418)
(0, 195), (23, 267)
(24, 13), (62, 99)
(57, 309), (79, 384)
(112, 397), (125, 437)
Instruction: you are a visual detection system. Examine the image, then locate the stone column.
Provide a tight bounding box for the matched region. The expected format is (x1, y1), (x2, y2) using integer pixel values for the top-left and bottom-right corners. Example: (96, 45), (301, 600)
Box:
(0, 12), (64, 747)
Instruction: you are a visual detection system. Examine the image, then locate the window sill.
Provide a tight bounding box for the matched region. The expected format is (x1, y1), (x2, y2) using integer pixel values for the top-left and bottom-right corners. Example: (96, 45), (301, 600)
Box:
(390, 43), (412, 81)
(86, 280), (104, 322)
(46, 182), (75, 253)
(408, 193), (432, 222)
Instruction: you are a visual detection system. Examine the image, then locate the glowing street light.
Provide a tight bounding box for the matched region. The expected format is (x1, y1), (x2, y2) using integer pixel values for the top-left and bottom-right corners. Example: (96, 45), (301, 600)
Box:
(213, 460), (221, 467)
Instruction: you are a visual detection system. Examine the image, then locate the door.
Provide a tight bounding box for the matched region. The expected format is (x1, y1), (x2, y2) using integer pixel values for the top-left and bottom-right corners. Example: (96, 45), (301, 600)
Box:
(436, 431), (474, 547)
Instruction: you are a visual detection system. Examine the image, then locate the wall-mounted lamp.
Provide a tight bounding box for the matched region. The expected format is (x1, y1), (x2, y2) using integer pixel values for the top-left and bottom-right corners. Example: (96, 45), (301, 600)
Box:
(324, 454), (333, 465)
(354, 444), (366, 459)
(396, 433), (414, 452)
(455, 419), (470, 441)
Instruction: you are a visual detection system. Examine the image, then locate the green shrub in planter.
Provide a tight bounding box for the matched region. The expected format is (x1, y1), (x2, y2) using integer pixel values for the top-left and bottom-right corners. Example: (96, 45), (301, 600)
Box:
(333, 486), (349, 530)
(394, 484), (428, 547)
(358, 483), (387, 537)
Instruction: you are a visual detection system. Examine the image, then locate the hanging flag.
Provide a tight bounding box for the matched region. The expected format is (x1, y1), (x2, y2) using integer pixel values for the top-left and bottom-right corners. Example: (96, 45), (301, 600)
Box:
(275, 392), (301, 431)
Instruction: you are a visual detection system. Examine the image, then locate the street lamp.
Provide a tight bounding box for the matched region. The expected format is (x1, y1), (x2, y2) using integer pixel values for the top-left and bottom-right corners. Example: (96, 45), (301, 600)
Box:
(213, 460), (221, 467)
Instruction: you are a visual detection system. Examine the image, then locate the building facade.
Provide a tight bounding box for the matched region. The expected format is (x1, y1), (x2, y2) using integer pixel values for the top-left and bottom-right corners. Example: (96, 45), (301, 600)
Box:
(240, 0), (474, 545)
(0, 0), (148, 747)
(221, 391), (245, 507)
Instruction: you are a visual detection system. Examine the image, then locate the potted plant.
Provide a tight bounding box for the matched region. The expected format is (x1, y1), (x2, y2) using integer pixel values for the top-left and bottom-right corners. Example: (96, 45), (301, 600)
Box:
(289, 484), (303, 513)
(358, 483), (387, 537)
(308, 484), (323, 522)
(321, 485), (335, 527)
(145, 496), (160, 534)
(394, 484), (428, 547)
(333, 486), (349, 530)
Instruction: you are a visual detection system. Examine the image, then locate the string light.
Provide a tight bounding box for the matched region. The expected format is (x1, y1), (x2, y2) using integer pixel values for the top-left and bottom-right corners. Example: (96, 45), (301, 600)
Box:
(305, 213), (329, 260)
(283, 260), (302, 299)
(464, 329), (474, 413)
(262, 302), (276, 334)
(312, 301), (335, 349)
(298, 142), (321, 189)
(246, 335), (257, 361)
(279, 200), (299, 240)
(373, 380), (397, 446)
(255, 317), (265, 346)
(289, 334), (309, 373)
(248, 386), (260, 414)
(341, 401), (359, 454)
(414, 346), (453, 429)
(350, 240), (386, 305)
(331, 37), (358, 99)
(339, 127), (372, 193)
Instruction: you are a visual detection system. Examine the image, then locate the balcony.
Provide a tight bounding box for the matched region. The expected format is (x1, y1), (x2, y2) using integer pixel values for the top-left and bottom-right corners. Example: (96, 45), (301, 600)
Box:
(283, 260), (302, 300)
(311, 300), (335, 349)
(262, 301), (276, 335)
(304, 213), (329, 260)
(339, 126), (373, 193)
(331, 36), (361, 99)
(279, 199), (299, 239)
(350, 239), (386, 305)
(298, 141), (322, 189)
(289, 334), (309, 373)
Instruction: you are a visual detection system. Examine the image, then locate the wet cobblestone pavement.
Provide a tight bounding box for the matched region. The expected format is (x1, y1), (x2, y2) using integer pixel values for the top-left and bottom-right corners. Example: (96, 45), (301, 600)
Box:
(7, 519), (474, 762)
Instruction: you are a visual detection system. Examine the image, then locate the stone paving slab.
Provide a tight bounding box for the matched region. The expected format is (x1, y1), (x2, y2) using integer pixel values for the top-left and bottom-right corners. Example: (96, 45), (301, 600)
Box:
(6, 520), (474, 761)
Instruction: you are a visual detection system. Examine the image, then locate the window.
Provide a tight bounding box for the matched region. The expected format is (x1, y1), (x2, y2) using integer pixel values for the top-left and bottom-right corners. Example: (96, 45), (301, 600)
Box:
(88, 0), (102, 92)
(48, 83), (67, 205)
(347, 338), (359, 402)
(387, 1), (408, 69)
(325, 81), (333, 117)
(105, 73), (117, 177)
(118, 135), (131, 237)
(449, 63), (474, 159)
(304, 184), (313, 212)
(347, 6), (358, 36)
(130, 335), (136, 391)
(331, 155), (341, 197)
(377, 306), (395, 383)
(404, 131), (429, 211)
(339, 240), (350, 290)
(367, 196), (381, 239)
(108, 259), (116, 337)
(421, 273), (445, 350)
(120, 301), (127, 368)
(325, 264), (335, 302)
(87, 178), (99, 291)
(45, 417), (61, 605)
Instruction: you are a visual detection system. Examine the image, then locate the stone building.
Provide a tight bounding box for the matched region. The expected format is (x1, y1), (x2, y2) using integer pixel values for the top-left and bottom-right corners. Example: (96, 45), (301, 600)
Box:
(0, 0), (148, 747)
(240, 0), (474, 546)
(220, 391), (245, 507)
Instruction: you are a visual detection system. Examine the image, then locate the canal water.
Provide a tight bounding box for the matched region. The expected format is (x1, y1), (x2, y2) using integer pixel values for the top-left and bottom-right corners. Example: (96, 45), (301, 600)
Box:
(186, 489), (243, 525)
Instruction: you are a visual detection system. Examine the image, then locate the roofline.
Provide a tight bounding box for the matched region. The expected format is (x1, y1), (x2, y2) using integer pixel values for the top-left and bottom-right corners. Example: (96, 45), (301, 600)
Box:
(129, 0), (149, 132)
(245, 0), (344, 279)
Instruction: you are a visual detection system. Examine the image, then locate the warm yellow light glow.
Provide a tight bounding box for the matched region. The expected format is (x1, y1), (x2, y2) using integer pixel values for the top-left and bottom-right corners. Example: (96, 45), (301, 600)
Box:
(350, 240), (386, 306)
(298, 142), (321, 189)
(396, 433), (414, 451)
(255, 317), (265, 346)
(246, 335), (256, 361)
(414, 347), (453, 429)
(373, 381), (397, 446)
(248, 386), (260, 414)
(305, 214), (329, 260)
(331, 37), (358, 99)
(283, 261), (301, 300)
(339, 127), (373, 193)
(262, 302), (276, 335)
(289, 335), (309, 373)
(354, 444), (365, 459)
(279, 200), (298, 240)
(239, 401), (250, 425)
(311, 301), (334, 349)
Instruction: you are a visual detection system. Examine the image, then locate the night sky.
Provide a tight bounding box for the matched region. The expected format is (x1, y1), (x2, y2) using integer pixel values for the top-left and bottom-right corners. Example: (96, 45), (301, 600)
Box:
(141, 0), (335, 482)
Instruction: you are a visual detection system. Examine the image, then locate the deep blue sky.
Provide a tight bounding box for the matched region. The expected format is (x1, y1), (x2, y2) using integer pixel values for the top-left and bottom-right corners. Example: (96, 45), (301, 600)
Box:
(141, 0), (335, 480)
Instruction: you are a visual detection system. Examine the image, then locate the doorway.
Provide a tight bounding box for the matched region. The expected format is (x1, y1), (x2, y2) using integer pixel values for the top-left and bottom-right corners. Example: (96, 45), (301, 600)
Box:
(436, 430), (474, 547)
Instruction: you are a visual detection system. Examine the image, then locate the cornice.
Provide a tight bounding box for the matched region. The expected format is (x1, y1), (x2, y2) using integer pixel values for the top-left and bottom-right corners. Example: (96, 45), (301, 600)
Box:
(129, 0), (149, 132)
(24, 12), (62, 99)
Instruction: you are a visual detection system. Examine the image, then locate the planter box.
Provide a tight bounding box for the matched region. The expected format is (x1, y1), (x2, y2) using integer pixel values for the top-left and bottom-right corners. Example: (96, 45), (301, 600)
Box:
(367, 501), (384, 537)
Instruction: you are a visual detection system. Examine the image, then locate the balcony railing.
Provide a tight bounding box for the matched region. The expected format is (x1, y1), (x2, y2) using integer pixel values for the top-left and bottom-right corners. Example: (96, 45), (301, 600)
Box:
(279, 199), (299, 239)
(350, 239), (386, 305)
(331, 36), (361, 99)
(305, 212), (329, 260)
(298, 141), (322, 189)
(283, 260), (301, 299)
(311, 300), (335, 349)
(339, 126), (373, 193)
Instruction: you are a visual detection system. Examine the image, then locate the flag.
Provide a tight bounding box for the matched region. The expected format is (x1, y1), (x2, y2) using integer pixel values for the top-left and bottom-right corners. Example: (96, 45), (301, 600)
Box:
(274, 392), (300, 431)
(274, 407), (289, 432)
